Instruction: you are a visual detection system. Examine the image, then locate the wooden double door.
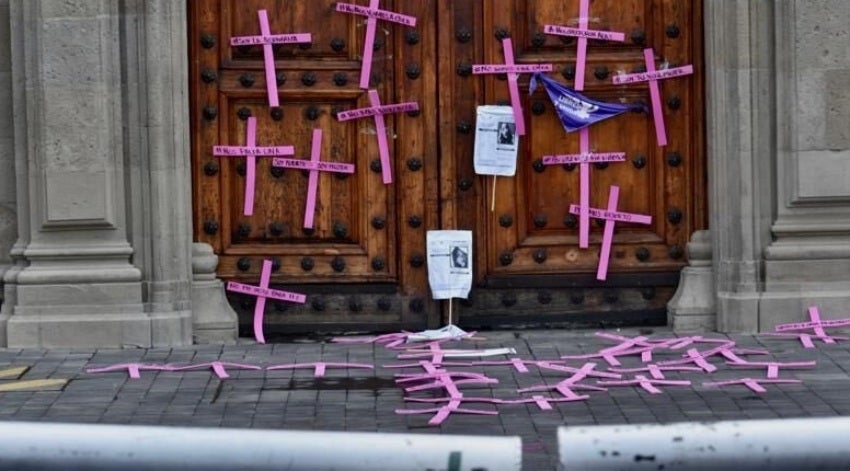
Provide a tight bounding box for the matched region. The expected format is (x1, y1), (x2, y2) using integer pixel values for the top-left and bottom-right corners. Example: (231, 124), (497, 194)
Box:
(190, 0), (705, 334)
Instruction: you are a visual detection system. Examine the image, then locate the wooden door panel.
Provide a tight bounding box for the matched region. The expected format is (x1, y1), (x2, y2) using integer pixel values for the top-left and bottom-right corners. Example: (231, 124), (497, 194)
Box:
(191, 0), (438, 332)
(440, 0), (705, 326)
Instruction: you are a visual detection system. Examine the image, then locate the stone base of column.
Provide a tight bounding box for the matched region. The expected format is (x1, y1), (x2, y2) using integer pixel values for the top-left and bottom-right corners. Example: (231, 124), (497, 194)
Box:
(667, 231), (717, 332)
(191, 243), (237, 344)
(7, 312), (151, 348)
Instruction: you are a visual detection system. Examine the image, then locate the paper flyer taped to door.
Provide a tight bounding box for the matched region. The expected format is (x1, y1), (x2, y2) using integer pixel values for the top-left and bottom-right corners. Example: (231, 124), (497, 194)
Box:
(426, 230), (473, 300)
(473, 106), (519, 176)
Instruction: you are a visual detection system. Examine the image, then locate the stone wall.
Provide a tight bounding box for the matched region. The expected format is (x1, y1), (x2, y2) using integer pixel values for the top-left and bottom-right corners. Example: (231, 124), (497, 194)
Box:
(0, 0), (15, 304)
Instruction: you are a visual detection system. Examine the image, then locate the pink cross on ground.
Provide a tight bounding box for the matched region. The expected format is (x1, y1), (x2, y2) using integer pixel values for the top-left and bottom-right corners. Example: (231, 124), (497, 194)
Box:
(612, 48), (693, 146)
(763, 306), (850, 348)
(266, 362), (373, 378)
(86, 363), (172, 380)
(271, 129), (355, 228)
(568, 185), (652, 280)
(229, 10), (311, 108)
(169, 361), (262, 380)
(335, 1), (417, 89)
(395, 400), (499, 426)
(725, 360), (816, 379)
(543, 128), (626, 247)
(608, 364), (705, 380)
(597, 374), (691, 395)
(543, 0), (625, 91)
(225, 259), (306, 344)
(518, 363), (611, 400)
(703, 378), (802, 394)
(473, 38), (553, 136)
(212, 117), (294, 216)
(336, 90), (418, 184)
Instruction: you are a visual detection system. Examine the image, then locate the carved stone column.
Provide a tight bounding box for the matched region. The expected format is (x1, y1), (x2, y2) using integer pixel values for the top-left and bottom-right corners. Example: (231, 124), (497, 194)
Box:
(191, 243), (238, 344)
(5, 1), (150, 347)
(667, 231), (715, 332)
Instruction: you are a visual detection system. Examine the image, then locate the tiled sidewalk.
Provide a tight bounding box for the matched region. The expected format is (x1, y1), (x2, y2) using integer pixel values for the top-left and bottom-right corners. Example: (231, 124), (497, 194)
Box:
(0, 328), (848, 470)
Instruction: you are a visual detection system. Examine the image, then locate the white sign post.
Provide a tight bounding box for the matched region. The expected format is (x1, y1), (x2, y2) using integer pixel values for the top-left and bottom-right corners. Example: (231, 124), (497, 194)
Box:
(427, 230), (473, 326)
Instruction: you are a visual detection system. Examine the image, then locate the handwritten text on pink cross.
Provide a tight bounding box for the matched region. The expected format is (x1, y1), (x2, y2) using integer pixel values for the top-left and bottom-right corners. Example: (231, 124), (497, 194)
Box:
(212, 117), (293, 216)
(568, 185), (652, 280)
(271, 129), (355, 229)
(336, 90), (418, 184)
(226, 259), (306, 344)
(335, 1), (417, 89)
(613, 48), (693, 146)
(229, 10), (311, 108)
(543, 128), (626, 248)
(473, 38), (552, 136)
(543, 0), (625, 91)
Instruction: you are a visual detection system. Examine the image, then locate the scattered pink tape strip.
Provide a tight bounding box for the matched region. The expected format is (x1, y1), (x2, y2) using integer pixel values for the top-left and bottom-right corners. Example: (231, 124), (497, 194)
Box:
(335, 1), (416, 89)
(472, 38), (553, 136)
(169, 361), (262, 380)
(597, 374), (691, 395)
(612, 49), (693, 147)
(704, 378), (802, 394)
(266, 362), (374, 378)
(608, 364), (705, 380)
(725, 360), (816, 379)
(225, 259), (307, 344)
(86, 363), (172, 380)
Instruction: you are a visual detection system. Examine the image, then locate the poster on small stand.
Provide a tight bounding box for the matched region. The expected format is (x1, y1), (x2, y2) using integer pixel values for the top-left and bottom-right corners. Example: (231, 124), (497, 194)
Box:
(473, 106), (518, 212)
(426, 230), (473, 339)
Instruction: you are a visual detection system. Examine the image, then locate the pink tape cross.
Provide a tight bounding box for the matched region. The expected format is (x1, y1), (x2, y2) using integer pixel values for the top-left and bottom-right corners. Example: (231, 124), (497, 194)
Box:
(543, 129), (627, 247)
(229, 10), (312, 108)
(86, 363), (172, 380)
(169, 361), (262, 380)
(518, 363), (611, 400)
(543, 0), (625, 91)
(568, 185), (652, 280)
(765, 306), (850, 348)
(225, 259), (307, 344)
(472, 38), (553, 136)
(212, 117), (294, 216)
(703, 378), (802, 394)
(335, 1), (417, 89)
(336, 90), (418, 184)
(266, 362), (374, 378)
(726, 360), (816, 379)
(271, 129), (355, 228)
(597, 374), (691, 395)
(612, 48), (694, 146)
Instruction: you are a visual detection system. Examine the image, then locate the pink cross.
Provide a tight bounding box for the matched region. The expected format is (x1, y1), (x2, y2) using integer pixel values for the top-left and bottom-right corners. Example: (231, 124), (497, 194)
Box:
(271, 129), (355, 228)
(336, 90), (418, 184)
(212, 117), (294, 216)
(395, 401), (499, 426)
(703, 378), (802, 394)
(726, 360), (816, 379)
(612, 48), (693, 146)
(335, 1), (417, 89)
(543, 129), (627, 248)
(608, 364), (704, 380)
(229, 10), (311, 108)
(169, 361), (262, 380)
(764, 306), (850, 348)
(518, 363), (611, 400)
(543, 0), (625, 91)
(86, 363), (172, 380)
(597, 374), (691, 395)
(266, 362), (373, 378)
(225, 259), (306, 344)
(568, 185), (652, 280)
(472, 38), (553, 136)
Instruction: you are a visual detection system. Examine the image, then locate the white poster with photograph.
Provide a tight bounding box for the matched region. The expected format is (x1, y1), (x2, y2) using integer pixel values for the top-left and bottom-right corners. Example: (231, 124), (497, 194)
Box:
(473, 105), (519, 176)
(426, 230), (473, 300)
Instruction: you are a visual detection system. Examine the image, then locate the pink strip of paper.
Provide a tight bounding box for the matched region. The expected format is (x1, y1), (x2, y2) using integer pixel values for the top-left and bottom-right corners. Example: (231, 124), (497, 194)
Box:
(543, 25), (625, 42)
(266, 362), (374, 378)
(244, 118), (258, 215)
(597, 186), (619, 280)
(335, 2), (417, 27)
(370, 90), (392, 184)
(579, 128), (591, 248)
(258, 10), (280, 108)
(542, 152), (626, 165)
(575, 0), (589, 91)
(304, 129), (323, 228)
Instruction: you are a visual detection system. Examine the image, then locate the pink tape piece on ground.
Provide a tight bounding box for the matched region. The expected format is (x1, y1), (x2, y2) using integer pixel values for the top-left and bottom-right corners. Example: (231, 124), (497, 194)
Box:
(266, 362), (374, 378)
(472, 38), (553, 136)
(335, 1), (416, 89)
(597, 374), (691, 395)
(726, 360), (816, 379)
(86, 363), (172, 380)
(225, 259), (307, 344)
(704, 378), (802, 394)
(169, 361), (262, 380)
(608, 364), (704, 380)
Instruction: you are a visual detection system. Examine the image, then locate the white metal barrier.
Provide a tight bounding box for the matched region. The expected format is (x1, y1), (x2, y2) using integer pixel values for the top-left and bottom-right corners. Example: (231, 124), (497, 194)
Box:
(0, 422), (521, 471)
(558, 417), (850, 470)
